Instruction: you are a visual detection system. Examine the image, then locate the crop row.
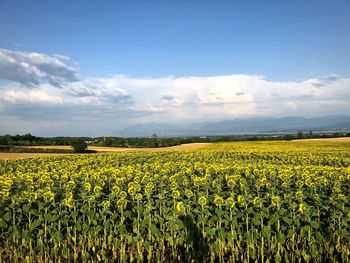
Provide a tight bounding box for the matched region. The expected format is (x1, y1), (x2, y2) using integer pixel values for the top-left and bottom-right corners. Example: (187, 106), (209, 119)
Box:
(0, 141), (349, 262)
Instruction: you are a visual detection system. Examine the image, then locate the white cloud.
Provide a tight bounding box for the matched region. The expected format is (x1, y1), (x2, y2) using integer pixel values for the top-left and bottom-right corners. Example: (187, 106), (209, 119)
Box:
(0, 49), (349, 135)
(107, 74), (350, 121)
(4, 89), (62, 105)
(1, 73), (350, 126)
(0, 48), (78, 87)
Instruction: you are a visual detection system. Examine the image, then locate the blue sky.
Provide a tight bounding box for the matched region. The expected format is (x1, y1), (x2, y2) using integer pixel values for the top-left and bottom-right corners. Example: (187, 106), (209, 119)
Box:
(0, 0), (350, 135)
(1, 0), (349, 80)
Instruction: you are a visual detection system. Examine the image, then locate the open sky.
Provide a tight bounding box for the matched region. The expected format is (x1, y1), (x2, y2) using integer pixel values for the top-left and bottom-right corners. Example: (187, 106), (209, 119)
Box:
(0, 0), (349, 136)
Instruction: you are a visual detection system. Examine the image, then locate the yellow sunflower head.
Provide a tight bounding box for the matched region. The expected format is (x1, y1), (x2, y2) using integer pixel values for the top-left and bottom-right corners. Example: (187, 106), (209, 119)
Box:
(176, 201), (185, 213)
(172, 190), (180, 199)
(198, 196), (207, 208)
(214, 196), (224, 207)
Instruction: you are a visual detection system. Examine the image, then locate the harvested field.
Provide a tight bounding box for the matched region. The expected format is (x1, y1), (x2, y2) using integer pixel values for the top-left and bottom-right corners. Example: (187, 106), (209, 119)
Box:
(298, 137), (350, 142)
(23, 143), (212, 152)
(0, 143), (211, 160)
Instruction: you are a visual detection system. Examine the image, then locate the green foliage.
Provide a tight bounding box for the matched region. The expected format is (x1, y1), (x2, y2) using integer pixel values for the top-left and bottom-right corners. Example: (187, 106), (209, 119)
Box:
(70, 139), (88, 153)
(0, 141), (350, 261)
(1, 131), (350, 148)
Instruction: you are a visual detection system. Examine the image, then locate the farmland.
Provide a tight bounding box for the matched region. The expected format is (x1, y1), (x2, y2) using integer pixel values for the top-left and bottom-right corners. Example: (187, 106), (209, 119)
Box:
(0, 140), (350, 262)
(0, 143), (211, 160)
(22, 143), (211, 152)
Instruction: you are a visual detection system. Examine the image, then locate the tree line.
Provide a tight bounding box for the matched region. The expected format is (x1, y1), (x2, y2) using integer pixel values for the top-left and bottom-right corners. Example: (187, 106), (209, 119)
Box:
(0, 132), (349, 148)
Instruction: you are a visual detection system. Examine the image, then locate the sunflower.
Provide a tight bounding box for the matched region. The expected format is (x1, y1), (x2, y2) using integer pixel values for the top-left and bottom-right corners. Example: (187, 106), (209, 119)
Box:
(117, 198), (128, 210)
(227, 179), (236, 188)
(252, 196), (262, 208)
(119, 190), (127, 199)
(198, 196), (207, 208)
(214, 196), (224, 207)
(176, 201), (185, 213)
(185, 189), (193, 198)
(62, 193), (74, 208)
(298, 203), (305, 214)
(172, 190), (180, 199)
(135, 193), (143, 201)
(93, 185), (103, 194)
(271, 195), (280, 208)
(295, 190), (303, 201)
(128, 185), (137, 196)
(226, 197), (235, 209)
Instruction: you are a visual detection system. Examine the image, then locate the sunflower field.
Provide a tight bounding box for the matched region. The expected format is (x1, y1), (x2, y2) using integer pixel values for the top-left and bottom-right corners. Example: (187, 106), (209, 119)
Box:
(0, 141), (350, 262)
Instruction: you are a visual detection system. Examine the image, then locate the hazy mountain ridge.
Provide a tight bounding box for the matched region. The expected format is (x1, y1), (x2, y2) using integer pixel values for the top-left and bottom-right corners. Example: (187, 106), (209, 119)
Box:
(118, 116), (350, 137)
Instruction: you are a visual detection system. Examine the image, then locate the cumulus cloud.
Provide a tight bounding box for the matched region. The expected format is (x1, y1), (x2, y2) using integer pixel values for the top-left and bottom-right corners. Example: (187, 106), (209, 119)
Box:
(4, 89), (62, 105)
(65, 77), (132, 104)
(1, 73), (350, 125)
(0, 48), (78, 87)
(0, 49), (349, 135)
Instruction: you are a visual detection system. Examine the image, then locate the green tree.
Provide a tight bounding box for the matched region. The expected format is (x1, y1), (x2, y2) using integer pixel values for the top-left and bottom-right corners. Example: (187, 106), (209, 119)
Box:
(151, 133), (160, 147)
(309, 130), (313, 139)
(297, 130), (304, 139)
(0, 135), (13, 145)
(71, 139), (88, 153)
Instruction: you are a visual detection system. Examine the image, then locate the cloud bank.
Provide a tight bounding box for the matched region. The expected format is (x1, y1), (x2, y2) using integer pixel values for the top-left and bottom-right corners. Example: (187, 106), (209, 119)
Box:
(0, 48), (349, 136)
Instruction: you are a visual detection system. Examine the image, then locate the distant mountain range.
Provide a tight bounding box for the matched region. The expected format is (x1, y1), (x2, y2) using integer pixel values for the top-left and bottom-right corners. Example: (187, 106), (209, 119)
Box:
(117, 115), (350, 137)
